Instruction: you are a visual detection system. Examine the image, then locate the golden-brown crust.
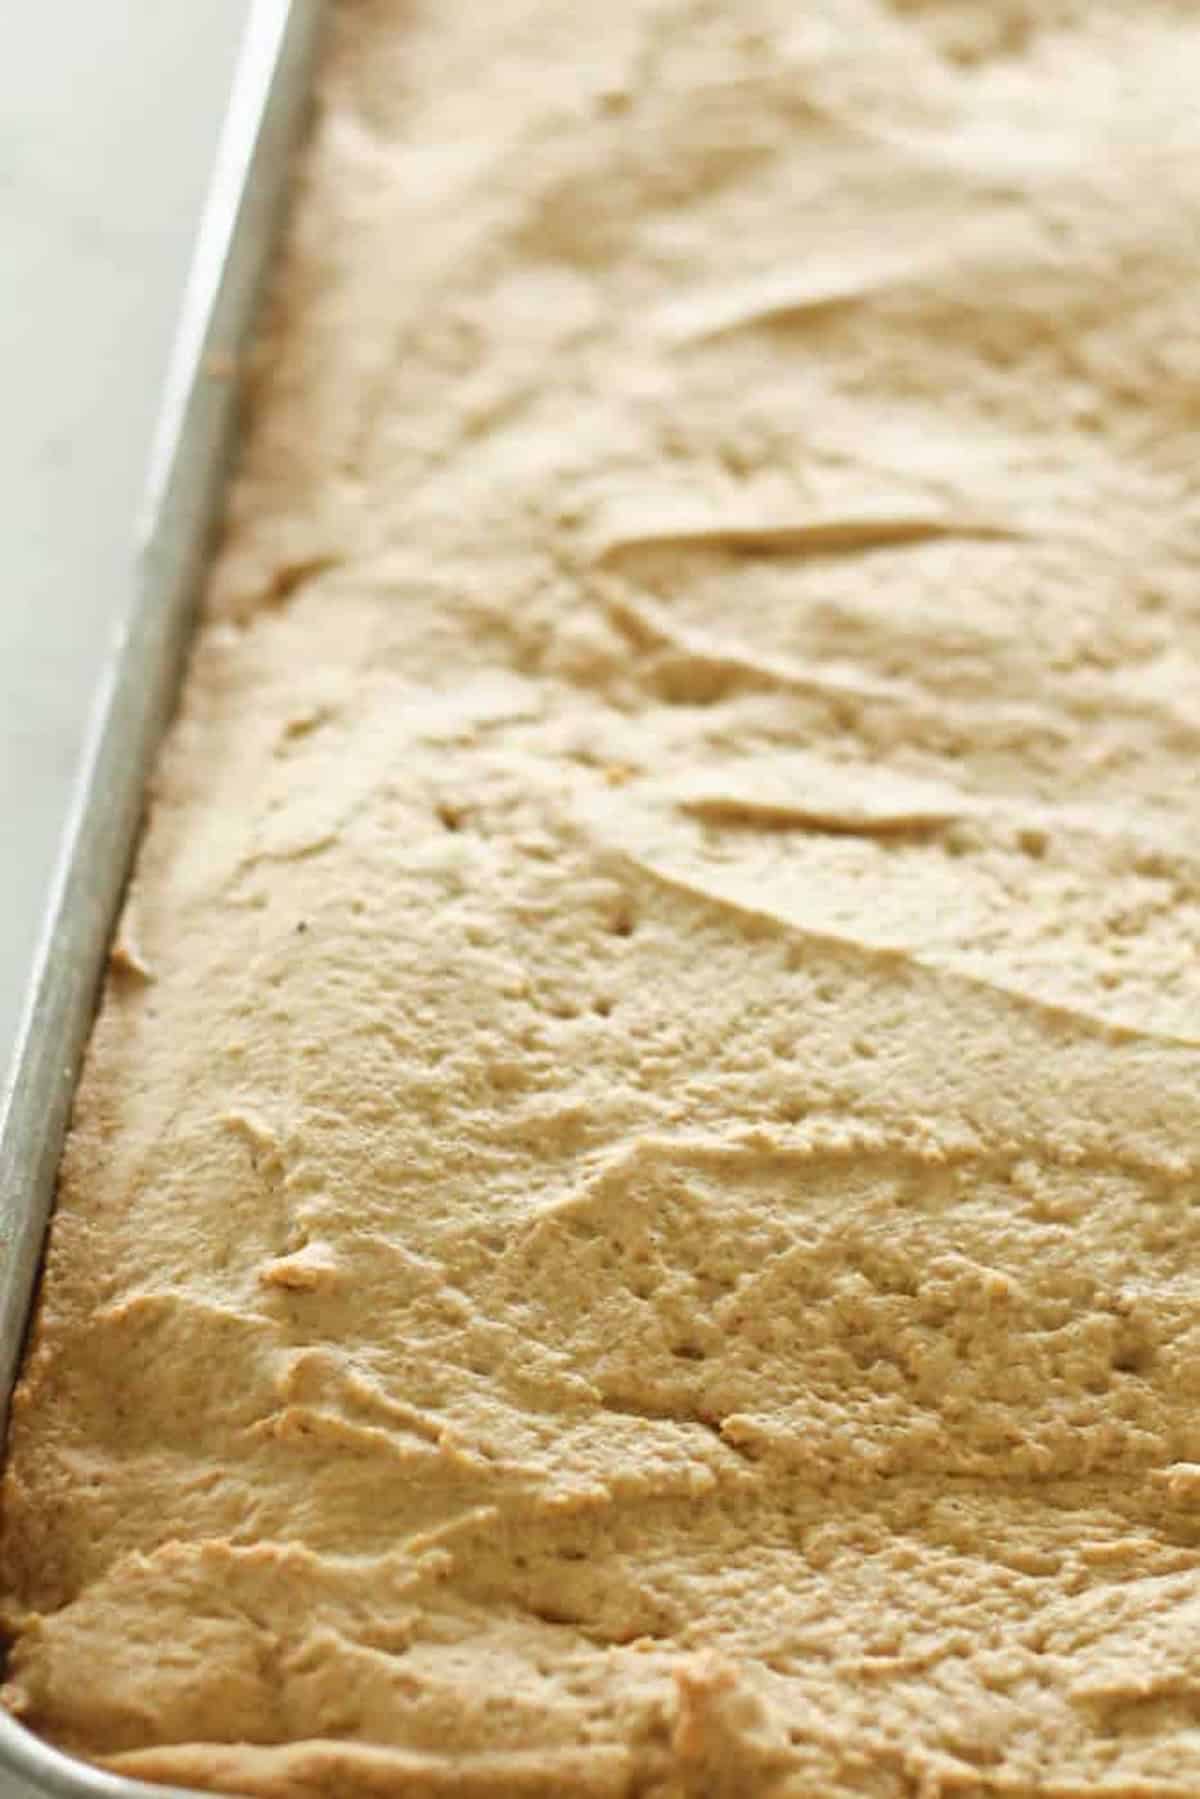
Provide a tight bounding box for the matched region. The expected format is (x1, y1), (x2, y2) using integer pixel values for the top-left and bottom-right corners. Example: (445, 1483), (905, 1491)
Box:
(7, 1), (1200, 1792)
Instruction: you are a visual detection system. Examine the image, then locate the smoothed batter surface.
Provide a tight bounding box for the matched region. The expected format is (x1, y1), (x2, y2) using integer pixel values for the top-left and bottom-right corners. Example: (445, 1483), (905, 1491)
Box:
(6, 1), (1200, 1793)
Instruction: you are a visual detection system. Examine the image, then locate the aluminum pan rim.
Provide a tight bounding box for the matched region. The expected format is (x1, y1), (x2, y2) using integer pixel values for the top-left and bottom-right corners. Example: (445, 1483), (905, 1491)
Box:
(0, 0), (323, 1791)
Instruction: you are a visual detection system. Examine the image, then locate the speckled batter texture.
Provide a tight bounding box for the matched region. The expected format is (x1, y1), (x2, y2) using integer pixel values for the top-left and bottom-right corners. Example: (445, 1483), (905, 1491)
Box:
(6, 0), (1200, 1792)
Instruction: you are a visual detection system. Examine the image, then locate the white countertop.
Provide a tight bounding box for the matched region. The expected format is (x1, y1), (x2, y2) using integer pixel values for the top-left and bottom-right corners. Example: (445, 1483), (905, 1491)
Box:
(0, 1), (251, 1105)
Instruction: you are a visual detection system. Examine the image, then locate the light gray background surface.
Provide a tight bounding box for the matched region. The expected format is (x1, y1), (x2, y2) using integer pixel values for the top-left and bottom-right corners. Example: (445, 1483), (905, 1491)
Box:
(1, 1), (252, 1117)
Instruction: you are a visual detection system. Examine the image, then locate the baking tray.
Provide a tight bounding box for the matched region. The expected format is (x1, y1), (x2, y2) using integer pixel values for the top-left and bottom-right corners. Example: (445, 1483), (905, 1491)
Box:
(0, 0), (323, 1790)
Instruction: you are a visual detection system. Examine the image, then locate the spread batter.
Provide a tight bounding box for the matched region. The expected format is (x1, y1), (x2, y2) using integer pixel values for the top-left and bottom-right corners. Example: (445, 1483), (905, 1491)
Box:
(6, 1), (1200, 1792)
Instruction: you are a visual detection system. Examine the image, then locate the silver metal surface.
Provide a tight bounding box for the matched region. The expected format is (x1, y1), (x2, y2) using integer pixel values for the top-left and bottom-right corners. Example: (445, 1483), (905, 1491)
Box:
(0, 0), (323, 1790)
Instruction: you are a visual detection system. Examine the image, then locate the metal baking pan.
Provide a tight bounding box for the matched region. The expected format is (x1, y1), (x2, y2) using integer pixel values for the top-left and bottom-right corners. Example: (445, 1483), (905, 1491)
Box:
(0, 1), (323, 1790)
